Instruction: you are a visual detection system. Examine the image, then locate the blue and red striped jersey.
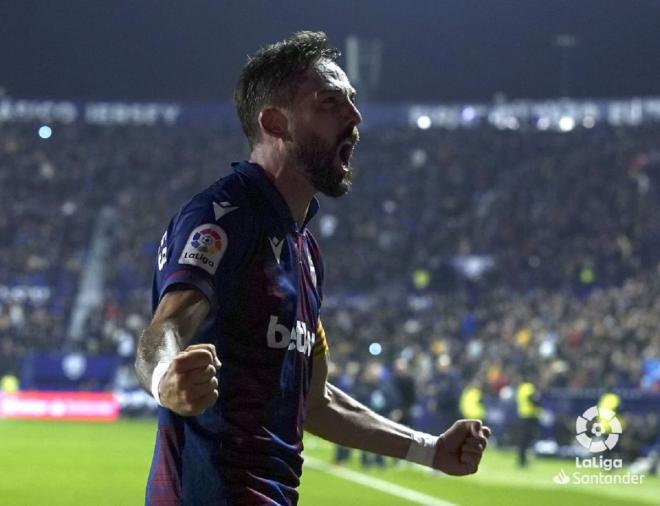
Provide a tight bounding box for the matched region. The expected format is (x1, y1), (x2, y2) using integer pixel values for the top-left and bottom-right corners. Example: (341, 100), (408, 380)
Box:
(146, 161), (329, 505)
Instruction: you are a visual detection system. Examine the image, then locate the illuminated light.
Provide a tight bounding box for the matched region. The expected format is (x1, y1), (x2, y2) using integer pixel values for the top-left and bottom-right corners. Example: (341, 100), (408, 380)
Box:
(499, 385), (514, 401)
(536, 117), (550, 130)
(559, 116), (575, 132)
(410, 148), (427, 168)
(582, 116), (596, 128)
(319, 214), (338, 238)
(369, 342), (382, 356)
(382, 200), (397, 214)
(537, 118), (550, 130)
(61, 201), (77, 216)
(461, 106), (476, 122)
(539, 340), (555, 358)
(438, 354), (451, 367)
(506, 117), (519, 130)
(416, 115), (432, 130)
(38, 125), (52, 139)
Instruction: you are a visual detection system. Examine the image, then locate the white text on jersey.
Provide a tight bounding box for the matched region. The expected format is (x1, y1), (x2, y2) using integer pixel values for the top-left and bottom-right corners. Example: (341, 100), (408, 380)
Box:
(267, 315), (315, 357)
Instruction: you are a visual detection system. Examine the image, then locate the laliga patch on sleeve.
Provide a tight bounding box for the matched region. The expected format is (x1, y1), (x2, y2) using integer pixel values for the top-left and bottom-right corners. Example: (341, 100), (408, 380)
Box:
(178, 224), (228, 275)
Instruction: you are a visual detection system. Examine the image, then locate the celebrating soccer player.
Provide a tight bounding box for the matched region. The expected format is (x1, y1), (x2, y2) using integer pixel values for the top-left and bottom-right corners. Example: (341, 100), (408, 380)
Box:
(135, 31), (491, 505)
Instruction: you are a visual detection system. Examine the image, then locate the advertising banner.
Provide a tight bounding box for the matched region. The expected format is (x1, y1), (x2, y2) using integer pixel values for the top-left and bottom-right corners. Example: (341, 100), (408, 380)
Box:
(0, 391), (119, 422)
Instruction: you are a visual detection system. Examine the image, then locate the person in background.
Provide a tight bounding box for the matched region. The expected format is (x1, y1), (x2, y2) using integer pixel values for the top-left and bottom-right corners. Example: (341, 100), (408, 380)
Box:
(516, 378), (541, 467)
(392, 357), (416, 428)
(460, 381), (486, 422)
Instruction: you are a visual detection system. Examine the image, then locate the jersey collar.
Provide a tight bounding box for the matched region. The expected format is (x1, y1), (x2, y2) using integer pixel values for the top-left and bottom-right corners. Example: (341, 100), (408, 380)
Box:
(232, 161), (320, 231)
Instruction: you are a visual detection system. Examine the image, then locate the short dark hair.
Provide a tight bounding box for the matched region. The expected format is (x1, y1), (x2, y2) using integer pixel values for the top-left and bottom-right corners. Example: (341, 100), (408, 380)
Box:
(233, 31), (340, 149)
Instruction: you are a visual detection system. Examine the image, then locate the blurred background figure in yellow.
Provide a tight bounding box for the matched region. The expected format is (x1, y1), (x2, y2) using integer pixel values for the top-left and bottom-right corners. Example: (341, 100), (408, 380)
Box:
(516, 375), (541, 467)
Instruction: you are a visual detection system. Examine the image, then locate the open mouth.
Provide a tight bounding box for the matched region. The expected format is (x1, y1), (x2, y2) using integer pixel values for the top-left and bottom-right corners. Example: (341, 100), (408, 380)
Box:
(338, 141), (354, 167)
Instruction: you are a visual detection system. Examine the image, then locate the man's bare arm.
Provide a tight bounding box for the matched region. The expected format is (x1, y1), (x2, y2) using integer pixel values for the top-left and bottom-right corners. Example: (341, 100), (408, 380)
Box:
(134, 288), (220, 416)
(306, 380), (413, 458)
(305, 353), (490, 475)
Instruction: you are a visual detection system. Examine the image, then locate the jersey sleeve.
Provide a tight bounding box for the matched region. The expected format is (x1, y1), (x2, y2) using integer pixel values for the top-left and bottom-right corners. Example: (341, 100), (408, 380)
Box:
(313, 319), (329, 358)
(154, 195), (256, 312)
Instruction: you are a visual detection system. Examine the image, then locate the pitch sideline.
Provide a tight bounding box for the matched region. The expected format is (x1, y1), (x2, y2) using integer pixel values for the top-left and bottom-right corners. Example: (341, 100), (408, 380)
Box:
(304, 456), (460, 506)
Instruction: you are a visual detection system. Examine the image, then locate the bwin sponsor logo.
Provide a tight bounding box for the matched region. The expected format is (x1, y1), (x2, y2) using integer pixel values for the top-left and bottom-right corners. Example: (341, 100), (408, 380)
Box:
(267, 316), (315, 356)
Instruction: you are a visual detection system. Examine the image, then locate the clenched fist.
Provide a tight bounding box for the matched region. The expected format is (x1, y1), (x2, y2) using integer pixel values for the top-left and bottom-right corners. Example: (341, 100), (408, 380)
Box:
(158, 344), (221, 416)
(432, 419), (491, 475)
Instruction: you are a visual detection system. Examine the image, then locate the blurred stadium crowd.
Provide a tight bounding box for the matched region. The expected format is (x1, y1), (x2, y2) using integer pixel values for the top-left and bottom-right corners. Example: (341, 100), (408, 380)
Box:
(1, 120), (659, 461)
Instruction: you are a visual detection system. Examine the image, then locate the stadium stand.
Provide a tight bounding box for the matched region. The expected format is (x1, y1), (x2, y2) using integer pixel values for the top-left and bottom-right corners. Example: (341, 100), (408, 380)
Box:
(1, 110), (658, 460)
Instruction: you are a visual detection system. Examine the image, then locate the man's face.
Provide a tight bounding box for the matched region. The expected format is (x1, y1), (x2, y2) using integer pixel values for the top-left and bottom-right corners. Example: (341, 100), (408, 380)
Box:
(286, 60), (362, 198)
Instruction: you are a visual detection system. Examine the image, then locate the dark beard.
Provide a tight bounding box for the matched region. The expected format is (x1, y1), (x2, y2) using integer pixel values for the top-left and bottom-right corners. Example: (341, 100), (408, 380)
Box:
(290, 131), (354, 198)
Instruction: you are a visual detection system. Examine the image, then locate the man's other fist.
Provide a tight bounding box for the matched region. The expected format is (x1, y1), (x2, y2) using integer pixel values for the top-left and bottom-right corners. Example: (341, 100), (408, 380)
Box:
(432, 419), (491, 475)
(158, 344), (221, 416)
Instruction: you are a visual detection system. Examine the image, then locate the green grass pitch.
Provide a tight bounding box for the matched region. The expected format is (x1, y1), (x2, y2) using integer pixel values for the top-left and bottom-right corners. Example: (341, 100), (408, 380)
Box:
(0, 419), (657, 505)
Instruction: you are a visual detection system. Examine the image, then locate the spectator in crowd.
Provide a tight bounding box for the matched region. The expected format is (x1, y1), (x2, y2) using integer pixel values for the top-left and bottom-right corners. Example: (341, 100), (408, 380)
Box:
(1, 119), (658, 458)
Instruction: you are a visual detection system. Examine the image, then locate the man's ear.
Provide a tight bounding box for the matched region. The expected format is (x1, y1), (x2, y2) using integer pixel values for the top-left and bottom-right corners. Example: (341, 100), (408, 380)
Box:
(259, 107), (291, 141)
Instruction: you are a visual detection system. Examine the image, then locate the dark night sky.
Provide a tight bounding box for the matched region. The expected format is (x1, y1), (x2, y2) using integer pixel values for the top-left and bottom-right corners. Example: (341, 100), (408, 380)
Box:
(2, 0), (660, 103)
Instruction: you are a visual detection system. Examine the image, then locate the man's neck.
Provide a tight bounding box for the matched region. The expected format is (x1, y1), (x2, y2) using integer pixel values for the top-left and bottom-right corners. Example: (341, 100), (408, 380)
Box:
(249, 147), (315, 228)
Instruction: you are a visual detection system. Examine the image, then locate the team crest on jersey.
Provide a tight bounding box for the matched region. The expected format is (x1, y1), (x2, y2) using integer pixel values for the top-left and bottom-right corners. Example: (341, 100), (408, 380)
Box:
(178, 224), (228, 275)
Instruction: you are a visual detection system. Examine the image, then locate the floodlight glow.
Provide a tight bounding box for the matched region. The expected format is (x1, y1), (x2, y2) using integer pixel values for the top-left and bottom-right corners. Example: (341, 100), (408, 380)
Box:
(537, 117), (550, 130)
(461, 107), (476, 122)
(38, 126), (52, 139)
(416, 115), (432, 130)
(559, 116), (575, 132)
(582, 116), (596, 128)
(369, 342), (382, 356)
